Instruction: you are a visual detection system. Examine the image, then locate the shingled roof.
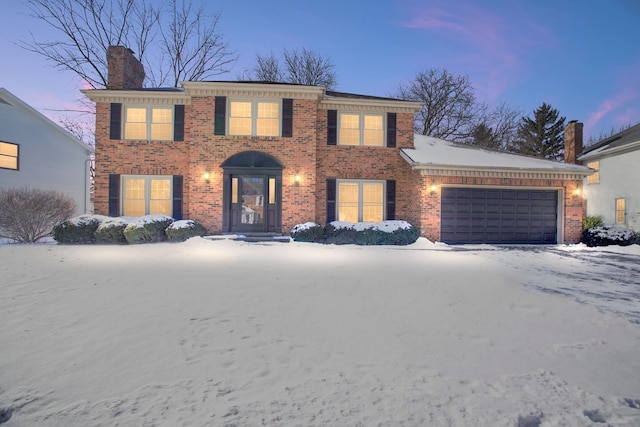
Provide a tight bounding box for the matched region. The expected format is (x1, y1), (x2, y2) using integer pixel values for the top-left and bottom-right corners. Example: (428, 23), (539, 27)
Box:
(579, 122), (640, 160)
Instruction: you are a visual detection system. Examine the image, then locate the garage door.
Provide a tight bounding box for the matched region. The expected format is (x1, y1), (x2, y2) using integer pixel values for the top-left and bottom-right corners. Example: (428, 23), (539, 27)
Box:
(441, 188), (558, 244)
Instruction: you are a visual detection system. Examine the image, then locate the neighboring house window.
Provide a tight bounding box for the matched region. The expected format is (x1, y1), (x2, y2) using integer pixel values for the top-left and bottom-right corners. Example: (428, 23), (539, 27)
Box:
(587, 161), (599, 184)
(122, 175), (173, 216)
(339, 113), (384, 146)
(0, 141), (18, 170)
(229, 100), (280, 137)
(615, 198), (626, 225)
(337, 180), (384, 222)
(124, 106), (173, 141)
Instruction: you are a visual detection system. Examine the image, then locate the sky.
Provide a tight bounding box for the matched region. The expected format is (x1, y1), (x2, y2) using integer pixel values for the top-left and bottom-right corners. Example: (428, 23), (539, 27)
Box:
(1, 0), (639, 143)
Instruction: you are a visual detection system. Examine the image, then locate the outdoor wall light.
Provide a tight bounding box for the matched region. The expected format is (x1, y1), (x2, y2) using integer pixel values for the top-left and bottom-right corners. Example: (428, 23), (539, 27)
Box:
(203, 171), (210, 182)
(294, 172), (301, 186)
(572, 186), (581, 197)
(429, 184), (438, 194)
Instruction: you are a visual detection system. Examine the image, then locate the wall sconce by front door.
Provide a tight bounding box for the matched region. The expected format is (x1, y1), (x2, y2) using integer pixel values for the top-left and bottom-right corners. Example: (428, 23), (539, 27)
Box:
(203, 171), (210, 183)
(294, 172), (301, 187)
(429, 184), (438, 195)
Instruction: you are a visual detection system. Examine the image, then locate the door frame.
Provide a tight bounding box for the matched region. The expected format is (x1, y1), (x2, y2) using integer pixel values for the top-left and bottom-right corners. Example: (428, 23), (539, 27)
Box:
(221, 151), (283, 233)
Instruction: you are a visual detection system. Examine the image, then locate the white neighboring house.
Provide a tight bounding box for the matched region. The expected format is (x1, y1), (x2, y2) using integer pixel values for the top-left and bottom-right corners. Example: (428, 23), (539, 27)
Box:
(0, 88), (93, 214)
(578, 122), (640, 230)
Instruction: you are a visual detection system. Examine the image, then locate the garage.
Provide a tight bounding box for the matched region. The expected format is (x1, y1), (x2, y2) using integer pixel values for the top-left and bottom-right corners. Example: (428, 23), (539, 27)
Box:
(441, 187), (559, 244)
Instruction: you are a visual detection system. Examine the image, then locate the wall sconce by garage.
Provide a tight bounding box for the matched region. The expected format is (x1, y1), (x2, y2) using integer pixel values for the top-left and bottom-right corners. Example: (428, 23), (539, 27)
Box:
(572, 187), (581, 198)
(294, 172), (301, 187)
(429, 184), (438, 194)
(203, 171), (210, 183)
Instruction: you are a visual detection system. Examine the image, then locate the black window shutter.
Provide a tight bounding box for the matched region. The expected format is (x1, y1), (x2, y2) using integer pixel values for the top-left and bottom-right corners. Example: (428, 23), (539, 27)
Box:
(172, 175), (183, 220)
(386, 113), (397, 148)
(326, 178), (337, 223)
(108, 174), (120, 216)
(282, 98), (293, 137)
(174, 105), (185, 141)
(386, 180), (396, 220)
(110, 103), (122, 140)
(327, 110), (337, 145)
(214, 96), (226, 135)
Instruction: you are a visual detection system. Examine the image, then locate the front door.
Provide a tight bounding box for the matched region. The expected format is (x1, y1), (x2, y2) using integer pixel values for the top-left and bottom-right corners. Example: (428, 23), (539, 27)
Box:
(229, 174), (281, 233)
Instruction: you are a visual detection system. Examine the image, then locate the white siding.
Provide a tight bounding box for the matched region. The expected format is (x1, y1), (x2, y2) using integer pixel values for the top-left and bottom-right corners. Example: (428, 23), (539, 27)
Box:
(0, 89), (92, 214)
(583, 150), (640, 230)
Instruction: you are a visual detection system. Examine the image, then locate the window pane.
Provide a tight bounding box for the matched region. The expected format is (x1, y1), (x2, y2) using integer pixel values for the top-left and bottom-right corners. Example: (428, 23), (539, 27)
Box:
(151, 179), (171, 199)
(587, 161), (599, 184)
(151, 123), (173, 140)
(124, 200), (146, 217)
(150, 199), (171, 215)
(0, 155), (18, 170)
(0, 142), (18, 170)
(338, 182), (359, 222)
(258, 102), (279, 119)
(340, 114), (360, 145)
(363, 182), (384, 222)
(152, 108), (172, 123)
(269, 177), (276, 204)
(230, 101), (252, 117)
(257, 118), (279, 136)
(124, 123), (147, 140)
(231, 177), (239, 204)
(363, 115), (384, 146)
(229, 117), (252, 135)
(0, 142), (18, 156)
(616, 198), (625, 224)
(126, 108), (146, 123)
(125, 179), (145, 199)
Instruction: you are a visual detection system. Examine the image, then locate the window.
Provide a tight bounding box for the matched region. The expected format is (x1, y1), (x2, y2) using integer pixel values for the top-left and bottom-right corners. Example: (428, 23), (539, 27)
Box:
(587, 161), (599, 184)
(339, 113), (384, 146)
(122, 175), (172, 216)
(337, 180), (384, 222)
(229, 100), (280, 137)
(124, 106), (173, 140)
(0, 141), (18, 170)
(615, 198), (626, 224)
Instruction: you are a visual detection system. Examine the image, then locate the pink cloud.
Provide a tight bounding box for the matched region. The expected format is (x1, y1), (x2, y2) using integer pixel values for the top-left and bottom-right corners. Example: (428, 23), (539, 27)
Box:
(585, 90), (637, 136)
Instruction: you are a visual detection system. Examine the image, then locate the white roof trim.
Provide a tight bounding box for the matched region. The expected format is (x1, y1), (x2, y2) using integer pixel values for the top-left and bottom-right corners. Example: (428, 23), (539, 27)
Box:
(182, 81), (325, 99)
(578, 139), (640, 161)
(81, 89), (190, 105)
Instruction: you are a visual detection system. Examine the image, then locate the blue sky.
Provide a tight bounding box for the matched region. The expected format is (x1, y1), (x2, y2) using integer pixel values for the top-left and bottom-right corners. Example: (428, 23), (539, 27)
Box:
(1, 0), (639, 143)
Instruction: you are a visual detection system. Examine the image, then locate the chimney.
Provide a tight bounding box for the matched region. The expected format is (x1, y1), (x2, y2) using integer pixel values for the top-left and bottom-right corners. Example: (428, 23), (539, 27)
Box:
(107, 46), (145, 90)
(564, 120), (583, 164)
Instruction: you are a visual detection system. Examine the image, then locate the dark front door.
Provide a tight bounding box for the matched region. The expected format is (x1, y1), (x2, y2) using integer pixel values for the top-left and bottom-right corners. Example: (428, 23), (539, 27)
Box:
(229, 174), (281, 233)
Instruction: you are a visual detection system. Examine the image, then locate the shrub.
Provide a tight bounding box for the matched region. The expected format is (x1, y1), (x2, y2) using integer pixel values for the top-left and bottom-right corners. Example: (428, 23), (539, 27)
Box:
(581, 225), (637, 247)
(325, 221), (420, 245)
(583, 215), (604, 230)
(0, 187), (76, 243)
(95, 217), (129, 244)
(53, 215), (105, 244)
(166, 219), (207, 242)
(123, 215), (174, 244)
(290, 222), (325, 242)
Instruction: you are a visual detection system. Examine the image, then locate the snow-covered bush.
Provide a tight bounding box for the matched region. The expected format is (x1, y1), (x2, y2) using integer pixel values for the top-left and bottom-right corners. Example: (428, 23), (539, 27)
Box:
(95, 217), (129, 244)
(325, 221), (419, 246)
(165, 219), (207, 242)
(290, 222), (325, 242)
(581, 225), (638, 247)
(123, 215), (174, 244)
(53, 215), (105, 244)
(1, 187), (76, 243)
(582, 215), (604, 230)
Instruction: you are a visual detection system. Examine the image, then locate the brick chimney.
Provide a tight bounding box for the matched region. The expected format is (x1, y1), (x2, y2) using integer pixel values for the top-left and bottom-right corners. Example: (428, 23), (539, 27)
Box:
(564, 120), (583, 164)
(107, 46), (145, 90)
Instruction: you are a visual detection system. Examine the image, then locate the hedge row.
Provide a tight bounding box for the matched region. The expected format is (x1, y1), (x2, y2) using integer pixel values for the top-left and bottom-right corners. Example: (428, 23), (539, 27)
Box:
(53, 215), (207, 244)
(290, 221), (420, 246)
(581, 226), (640, 248)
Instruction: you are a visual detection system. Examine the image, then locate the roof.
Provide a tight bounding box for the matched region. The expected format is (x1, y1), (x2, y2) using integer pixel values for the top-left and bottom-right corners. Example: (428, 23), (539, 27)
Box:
(401, 134), (592, 180)
(578, 122), (640, 161)
(0, 88), (93, 154)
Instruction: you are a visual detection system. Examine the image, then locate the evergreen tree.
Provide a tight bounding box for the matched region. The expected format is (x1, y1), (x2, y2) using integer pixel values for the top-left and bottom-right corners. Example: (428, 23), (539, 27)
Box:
(511, 103), (566, 161)
(469, 123), (499, 149)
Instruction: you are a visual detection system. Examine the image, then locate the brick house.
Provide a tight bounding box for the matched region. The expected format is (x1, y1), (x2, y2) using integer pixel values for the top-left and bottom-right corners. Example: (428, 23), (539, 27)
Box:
(83, 46), (591, 244)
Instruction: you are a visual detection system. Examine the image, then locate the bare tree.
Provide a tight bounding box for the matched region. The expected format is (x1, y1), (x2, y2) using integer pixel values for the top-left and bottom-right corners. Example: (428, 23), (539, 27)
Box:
(394, 68), (478, 140)
(246, 48), (338, 89)
(468, 102), (522, 150)
(21, 0), (235, 88)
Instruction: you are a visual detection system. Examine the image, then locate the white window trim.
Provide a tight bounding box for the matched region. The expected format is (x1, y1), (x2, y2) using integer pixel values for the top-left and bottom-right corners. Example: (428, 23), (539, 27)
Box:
(228, 99), (281, 137)
(338, 112), (385, 147)
(336, 179), (386, 222)
(123, 106), (174, 141)
(121, 175), (173, 216)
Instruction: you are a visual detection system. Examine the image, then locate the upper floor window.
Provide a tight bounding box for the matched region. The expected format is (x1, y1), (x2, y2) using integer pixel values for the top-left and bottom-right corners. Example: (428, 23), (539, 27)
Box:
(615, 198), (626, 225)
(339, 113), (384, 146)
(0, 141), (18, 170)
(121, 175), (173, 216)
(124, 106), (174, 141)
(587, 161), (599, 184)
(229, 100), (280, 137)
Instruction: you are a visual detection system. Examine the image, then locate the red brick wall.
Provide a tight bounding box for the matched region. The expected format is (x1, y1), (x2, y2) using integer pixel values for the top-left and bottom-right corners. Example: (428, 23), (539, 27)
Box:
(418, 175), (585, 244)
(314, 111), (421, 226)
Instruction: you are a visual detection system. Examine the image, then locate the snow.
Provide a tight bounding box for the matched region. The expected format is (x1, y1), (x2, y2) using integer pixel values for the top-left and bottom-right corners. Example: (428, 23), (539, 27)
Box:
(402, 134), (593, 171)
(168, 219), (199, 230)
(330, 220), (413, 232)
(1, 238), (640, 426)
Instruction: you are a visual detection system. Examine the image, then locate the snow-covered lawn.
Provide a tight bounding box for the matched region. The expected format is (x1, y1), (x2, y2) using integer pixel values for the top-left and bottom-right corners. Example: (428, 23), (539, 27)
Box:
(1, 238), (640, 426)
